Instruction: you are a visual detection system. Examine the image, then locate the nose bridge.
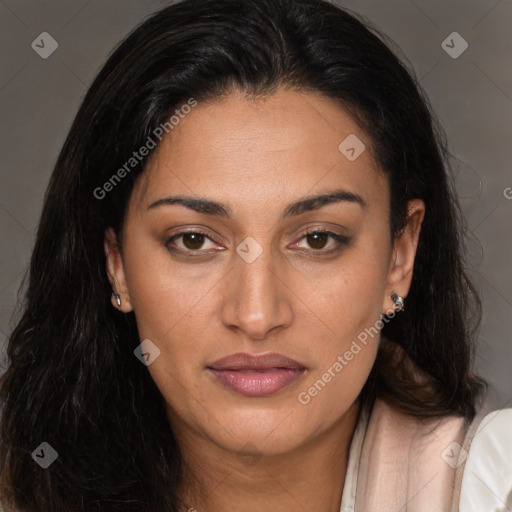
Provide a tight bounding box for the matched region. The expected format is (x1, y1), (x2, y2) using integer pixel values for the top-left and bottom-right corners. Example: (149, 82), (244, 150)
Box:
(221, 237), (293, 339)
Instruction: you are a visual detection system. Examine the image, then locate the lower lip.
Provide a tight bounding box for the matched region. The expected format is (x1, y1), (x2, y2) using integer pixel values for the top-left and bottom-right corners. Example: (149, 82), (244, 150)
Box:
(208, 368), (305, 397)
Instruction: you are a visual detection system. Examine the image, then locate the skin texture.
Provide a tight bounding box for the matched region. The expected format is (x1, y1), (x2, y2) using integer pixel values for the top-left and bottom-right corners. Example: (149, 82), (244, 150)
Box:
(104, 88), (425, 511)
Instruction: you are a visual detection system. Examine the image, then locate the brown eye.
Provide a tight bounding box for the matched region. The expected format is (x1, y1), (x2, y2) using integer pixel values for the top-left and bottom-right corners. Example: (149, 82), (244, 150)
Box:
(164, 230), (219, 255)
(296, 228), (351, 253)
(182, 232), (206, 250)
(306, 231), (329, 250)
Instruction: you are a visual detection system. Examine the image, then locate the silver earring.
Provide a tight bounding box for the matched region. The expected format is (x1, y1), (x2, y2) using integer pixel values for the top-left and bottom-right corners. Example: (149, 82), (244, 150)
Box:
(112, 290), (122, 307)
(390, 291), (405, 312)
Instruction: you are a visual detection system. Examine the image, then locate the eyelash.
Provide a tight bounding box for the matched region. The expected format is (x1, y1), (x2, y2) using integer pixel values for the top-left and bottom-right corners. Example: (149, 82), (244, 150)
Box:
(164, 227), (351, 257)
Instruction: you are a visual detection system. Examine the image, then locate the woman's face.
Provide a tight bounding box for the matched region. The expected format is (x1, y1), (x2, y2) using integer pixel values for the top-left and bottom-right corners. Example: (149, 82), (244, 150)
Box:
(105, 89), (423, 457)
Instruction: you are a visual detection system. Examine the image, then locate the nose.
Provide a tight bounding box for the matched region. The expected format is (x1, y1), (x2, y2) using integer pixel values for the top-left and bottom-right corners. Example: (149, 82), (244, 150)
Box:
(220, 243), (294, 341)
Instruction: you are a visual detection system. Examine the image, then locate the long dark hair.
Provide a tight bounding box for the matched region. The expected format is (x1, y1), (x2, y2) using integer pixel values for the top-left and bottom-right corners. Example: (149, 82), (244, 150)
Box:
(0, 0), (486, 510)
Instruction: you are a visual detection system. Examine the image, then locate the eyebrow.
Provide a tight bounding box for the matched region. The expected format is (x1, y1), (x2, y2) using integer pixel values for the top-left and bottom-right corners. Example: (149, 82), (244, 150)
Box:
(147, 188), (366, 220)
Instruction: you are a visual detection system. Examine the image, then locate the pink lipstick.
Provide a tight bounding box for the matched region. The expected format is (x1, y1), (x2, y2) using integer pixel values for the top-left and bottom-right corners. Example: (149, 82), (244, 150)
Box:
(207, 352), (306, 397)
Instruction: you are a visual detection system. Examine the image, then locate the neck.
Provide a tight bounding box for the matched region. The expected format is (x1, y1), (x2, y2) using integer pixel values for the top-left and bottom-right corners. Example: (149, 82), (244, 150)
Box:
(174, 400), (361, 512)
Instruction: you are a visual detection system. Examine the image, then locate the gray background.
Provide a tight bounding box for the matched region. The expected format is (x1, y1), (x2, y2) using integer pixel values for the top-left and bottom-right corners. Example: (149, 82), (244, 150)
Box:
(0, 0), (511, 406)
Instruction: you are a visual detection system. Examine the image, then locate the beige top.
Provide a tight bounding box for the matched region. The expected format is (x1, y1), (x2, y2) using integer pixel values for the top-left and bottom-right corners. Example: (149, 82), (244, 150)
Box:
(338, 398), (512, 512)
(338, 401), (370, 511)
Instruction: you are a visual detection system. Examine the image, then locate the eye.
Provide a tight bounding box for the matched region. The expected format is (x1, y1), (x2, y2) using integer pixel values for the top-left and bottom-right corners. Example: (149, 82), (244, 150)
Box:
(295, 228), (350, 253)
(164, 229), (220, 255)
(164, 227), (351, 258)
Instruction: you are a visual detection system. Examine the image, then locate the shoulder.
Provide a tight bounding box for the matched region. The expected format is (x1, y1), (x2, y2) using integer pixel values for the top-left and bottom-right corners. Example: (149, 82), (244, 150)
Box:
(459, 408), (512, 512)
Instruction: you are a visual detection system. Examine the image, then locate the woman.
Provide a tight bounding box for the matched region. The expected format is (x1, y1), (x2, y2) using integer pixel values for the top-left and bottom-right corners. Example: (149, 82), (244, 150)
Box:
(0, 0), (510, 510)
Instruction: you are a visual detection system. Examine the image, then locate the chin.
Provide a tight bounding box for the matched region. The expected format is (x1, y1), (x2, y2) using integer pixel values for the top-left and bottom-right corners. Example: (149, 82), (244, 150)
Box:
(209, 406), (319, 454)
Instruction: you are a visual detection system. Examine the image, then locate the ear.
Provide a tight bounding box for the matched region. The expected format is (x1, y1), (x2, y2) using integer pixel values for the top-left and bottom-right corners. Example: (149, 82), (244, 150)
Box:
(104, 227), (133, 313)
(382, 199), (425, 315)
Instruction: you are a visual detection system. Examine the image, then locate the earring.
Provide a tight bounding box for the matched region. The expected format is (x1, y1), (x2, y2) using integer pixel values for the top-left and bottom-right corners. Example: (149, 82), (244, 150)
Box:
(390, 291), (405, 312)
(112, 290), (122, 307)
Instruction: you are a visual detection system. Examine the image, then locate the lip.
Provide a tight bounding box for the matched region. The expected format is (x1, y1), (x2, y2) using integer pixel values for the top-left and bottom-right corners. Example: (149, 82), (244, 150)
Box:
(207, 352), (306, 397)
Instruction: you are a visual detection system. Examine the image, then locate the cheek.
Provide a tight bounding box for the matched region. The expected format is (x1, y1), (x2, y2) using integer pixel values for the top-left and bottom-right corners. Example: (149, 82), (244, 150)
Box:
(122, 240), (223, 344)
(305, 235), (391, 341)
(294, 281), (382, 436)
(294, 233), (389, 407)
(296, 343), (376, 429)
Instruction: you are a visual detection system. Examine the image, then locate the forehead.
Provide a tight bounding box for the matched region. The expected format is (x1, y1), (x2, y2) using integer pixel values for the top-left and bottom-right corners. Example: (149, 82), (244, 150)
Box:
(133, 89), (388, 220)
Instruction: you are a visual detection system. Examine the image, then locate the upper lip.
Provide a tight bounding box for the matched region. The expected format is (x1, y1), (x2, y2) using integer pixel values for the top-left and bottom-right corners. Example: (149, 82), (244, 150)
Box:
(207, 352), (306, 371)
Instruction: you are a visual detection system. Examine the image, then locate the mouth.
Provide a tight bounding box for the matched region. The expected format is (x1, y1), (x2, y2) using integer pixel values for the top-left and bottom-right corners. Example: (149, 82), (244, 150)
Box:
(207, 352), (306, 397)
